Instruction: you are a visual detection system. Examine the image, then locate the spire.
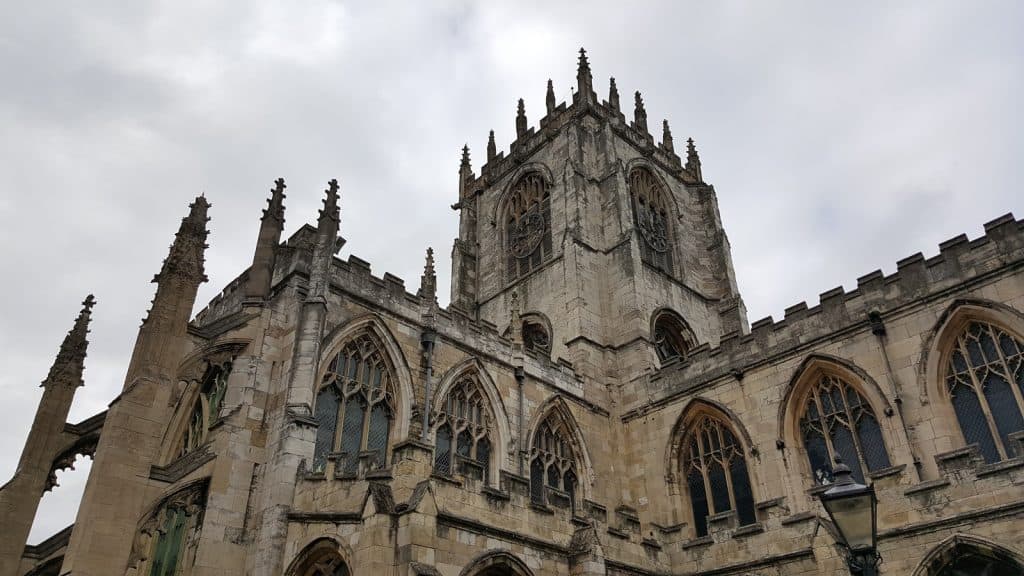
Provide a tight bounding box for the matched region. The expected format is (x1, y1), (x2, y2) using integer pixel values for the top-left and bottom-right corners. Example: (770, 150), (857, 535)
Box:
(662, 120), (674, 154)
(633, 91), (648, 134)
(245, 178), (287, 301)
(686, 138), (703, 182)
(516, 98), (527, 137)
(43, 295), (96, 388)
(576, 47), (593, 100)
(419, 247), (437, 303)
(308, 179), (341, 301)
(608, 77), (620, 112)
(487, 130), (497, 162)
(546, 79), (556, 114)
(155, 195), (210, 285)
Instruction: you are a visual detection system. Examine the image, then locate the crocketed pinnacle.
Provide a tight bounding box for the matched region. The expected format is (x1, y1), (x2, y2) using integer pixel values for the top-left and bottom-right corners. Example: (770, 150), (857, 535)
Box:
(634, 91), (648, 133)
(43, 295), (96, 388)
(577, 47), (591, 76)
(546, 79), (556, 114)
(686, 137), (703, 182)
(662, 120), (674, 154)
(460, 144), (472, 173)
(308, 180), (342, 301)
(487, 130), (497, 162)
(318, 179), (341, 227)
(516, 98), (527, 136)
(264, 177), (287, 224)
(608, 77), (620, 112)
(419, 247), (437, 302)
(156, 195), (210, 284)
(576, 47), (593, 102)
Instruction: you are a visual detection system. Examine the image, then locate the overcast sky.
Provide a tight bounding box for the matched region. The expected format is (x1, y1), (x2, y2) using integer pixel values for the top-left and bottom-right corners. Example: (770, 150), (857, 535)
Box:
(2, 1), (1022, 543)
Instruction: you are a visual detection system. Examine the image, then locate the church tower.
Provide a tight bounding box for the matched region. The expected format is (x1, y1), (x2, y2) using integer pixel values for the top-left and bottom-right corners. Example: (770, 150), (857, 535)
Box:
(451, 49), (746, 383)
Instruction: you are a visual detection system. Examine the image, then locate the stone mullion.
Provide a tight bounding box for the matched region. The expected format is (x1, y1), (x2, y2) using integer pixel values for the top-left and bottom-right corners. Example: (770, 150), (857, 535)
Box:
(989, 324), (1024, 422)
(812, 387), (840, 470)
(714, 421), (738, 516)
(958, 335), (1008, 459)
(840, 383), (873, 476)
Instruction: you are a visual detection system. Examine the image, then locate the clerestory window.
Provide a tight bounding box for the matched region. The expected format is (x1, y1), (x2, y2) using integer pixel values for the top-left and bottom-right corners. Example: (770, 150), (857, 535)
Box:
(682, 415), (756, 537)
(506, 172), (552, 280)
(178, 360), (232, 458)
(945, 321), (1024, 463)
(313, 334), (395, 476)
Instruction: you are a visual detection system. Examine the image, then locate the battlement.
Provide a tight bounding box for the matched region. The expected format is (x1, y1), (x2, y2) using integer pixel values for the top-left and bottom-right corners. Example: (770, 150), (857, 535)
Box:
(626, 213), (1024, 416)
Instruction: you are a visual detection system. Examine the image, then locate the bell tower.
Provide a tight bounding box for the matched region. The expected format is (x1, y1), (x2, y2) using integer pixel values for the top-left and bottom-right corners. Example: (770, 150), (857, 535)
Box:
(449, 49), (746, 383)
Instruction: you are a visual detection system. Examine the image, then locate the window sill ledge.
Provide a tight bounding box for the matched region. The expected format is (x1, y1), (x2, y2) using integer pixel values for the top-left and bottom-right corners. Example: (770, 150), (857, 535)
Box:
(681, 535), (713, 550)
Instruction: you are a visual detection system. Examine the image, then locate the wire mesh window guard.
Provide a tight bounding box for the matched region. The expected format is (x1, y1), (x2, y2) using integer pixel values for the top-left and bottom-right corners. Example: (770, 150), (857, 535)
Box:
(946, 321), (1024, 463)
(432, 376), (494, 481)
(682, 415), (756, 537)
(800, 375), (891, 484)
(529, 415), (579, 507)
(311, 334), (395, 475)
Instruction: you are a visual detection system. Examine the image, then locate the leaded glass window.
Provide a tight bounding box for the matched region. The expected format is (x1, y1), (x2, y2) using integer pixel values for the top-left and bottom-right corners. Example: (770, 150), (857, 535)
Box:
(433, 376), (494, 481)
(529, 414), (579, 507)
(800, 375), (890, 484)
(682, 415), (756, 537)
(629, 167), (673, 273)
(128, 483), (206, 576)
(312, 334), (395, 476)
(178, 360), (233, 458)
(506, 172), (552, 280)
(945, 321), (1024, 463)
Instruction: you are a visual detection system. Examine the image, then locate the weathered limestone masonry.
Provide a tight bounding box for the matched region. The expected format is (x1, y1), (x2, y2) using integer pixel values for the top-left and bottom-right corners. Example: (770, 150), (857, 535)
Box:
(2, 49), (1023, 576)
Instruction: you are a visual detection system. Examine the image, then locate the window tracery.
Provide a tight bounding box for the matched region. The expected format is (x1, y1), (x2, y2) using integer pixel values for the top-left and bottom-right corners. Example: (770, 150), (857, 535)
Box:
(629, 167), (672, 273)
(529, 413), (578, 507)
(178, 360), (232, 458)
(433, 376), (494, 480)
(313, 334), (396, 476)
(799, 375), (890, 484)
(682, 415), (756, 537)
(944, 320), (1024, 463)
(506, 172), (552, 280)
(522, 321), (551, 355)
(652, 312), (692, 364)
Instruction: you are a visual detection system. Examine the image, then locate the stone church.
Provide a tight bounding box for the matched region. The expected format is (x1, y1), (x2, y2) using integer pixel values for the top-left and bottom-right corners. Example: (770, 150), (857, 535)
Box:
(2, 50), (1023, 576)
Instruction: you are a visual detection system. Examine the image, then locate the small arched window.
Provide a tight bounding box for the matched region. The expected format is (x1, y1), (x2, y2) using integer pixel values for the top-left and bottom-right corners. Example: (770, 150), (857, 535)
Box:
(179, 360), (232, 458)
(629, 167), (673, 274)
(652, 312), (693, 364)
(506, 172), (552, 280)
(529, 413), (578, 508)
(682, 415), (756, 537)
(313, 334), (395, 476)
(522, 320), (551, 355)
(287, 540), (351, 576)
(944, 321), (1024, 463)
(128, 483), (207, 576)
(433, 376), (494, 481)
(800, 375), (890, 484)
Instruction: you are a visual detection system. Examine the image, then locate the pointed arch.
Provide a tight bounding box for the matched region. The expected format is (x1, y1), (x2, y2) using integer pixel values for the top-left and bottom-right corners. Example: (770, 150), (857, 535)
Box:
(491, 162), (556, 226)
(911, 533), (1024, 576)
(665, 399), (758, 537)
(520, 311), (553, 356)
(525, 396), (594, 506)
(284, 536), (353, 576)
(458, 549), (534, 576)
(320, 313), (415, 444)
(650, 308), (697, 365)
(431, 357), (511, 485)
(920, 299), (1024, 463)
(623, 158), (682, 216)
(125, 478), (209, 576)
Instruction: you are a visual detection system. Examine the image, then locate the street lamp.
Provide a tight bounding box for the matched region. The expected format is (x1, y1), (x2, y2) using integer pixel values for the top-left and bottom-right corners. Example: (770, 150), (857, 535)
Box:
(819, 457), (880, 575)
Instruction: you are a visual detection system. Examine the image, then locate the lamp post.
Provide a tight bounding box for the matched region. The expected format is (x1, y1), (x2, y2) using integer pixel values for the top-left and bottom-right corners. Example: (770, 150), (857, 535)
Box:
(819, 457), (880, 575)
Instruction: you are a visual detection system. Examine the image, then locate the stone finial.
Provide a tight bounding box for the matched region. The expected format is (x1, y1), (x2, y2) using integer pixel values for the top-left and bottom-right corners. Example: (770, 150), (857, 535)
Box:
(546, 79), (556, 114)
(460, 144), (472, 174)
(265, 177), (287, 223)
(419, 247), (437, 303)
(309, 179), (342, 300)
(634, 91), (648, 134)
(685, 137), (703, 182)
(43, 295), (96, 388)
(662, 120), (674, 154)
(516, 98), (528, 137)
(156, 195), (211, 285)
(609, 77), (620, 112)
(576, 47), (594, 104)
(487, 130), (497, 162)
(319, 178), (341, 226)
(245, 178), (288, 301)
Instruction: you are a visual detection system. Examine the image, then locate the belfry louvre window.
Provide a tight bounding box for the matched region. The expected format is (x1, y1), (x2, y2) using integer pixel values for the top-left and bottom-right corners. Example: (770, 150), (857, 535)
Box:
(945, 321), (1024, 463)
(629, 167), (672, 274)
(179, 360), (232, 458)
(683, 415), (756, 537)
(433, 376), (494, 480)
(313, 334), (395, 475)
(529, 415), (578, 508)
(522, 320), (551, 355)
(800, 375), (890, 485)
(506, 172), (552, 280)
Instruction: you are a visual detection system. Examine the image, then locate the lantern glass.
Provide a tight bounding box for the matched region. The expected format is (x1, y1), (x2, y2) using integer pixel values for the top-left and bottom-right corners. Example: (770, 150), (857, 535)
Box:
(822, 489), (876, 551)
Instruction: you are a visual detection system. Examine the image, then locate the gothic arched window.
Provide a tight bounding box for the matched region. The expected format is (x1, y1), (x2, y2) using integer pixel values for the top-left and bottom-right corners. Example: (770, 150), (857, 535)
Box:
(800, 375), (890, 484)
(682, 415), (756, 537)
(522, 320), (551, 355)
(944, 321), (1024, 463)
(287, 540), (351, 576)
(629, 167), (673, 274)
(506, 172), (552, 280)
(652, 312), (693, 364)
(313, 334), (395, 476)
(529, 413), (579, 508)
(126, 483), (206, 576)
(178, 360), (232, 458)
(433, 376), (494, 481)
